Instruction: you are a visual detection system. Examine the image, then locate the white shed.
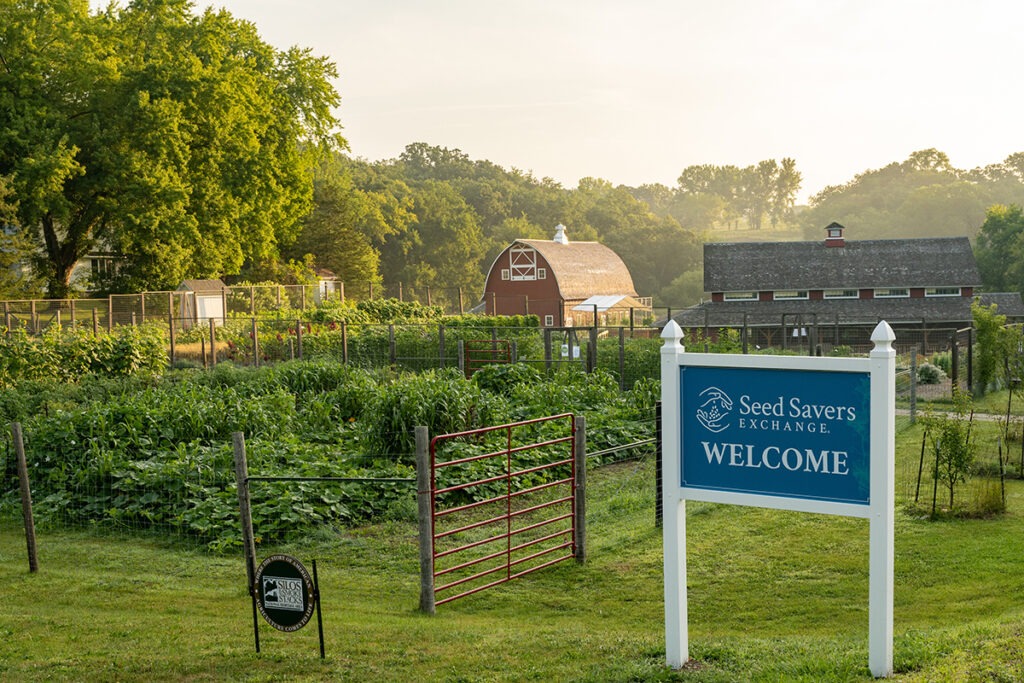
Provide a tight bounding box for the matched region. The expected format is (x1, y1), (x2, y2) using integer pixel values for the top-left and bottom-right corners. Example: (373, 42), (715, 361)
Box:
(177, 279), (227, 327)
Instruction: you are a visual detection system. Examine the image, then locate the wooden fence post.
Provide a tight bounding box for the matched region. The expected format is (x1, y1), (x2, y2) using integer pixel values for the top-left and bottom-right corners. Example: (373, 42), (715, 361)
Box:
(13, 422), (39, 573)
(233, 432), (257, 592)
(415, 426), (435, 614)
(574, 415), (587, 564)
(296, 319), (303, 359)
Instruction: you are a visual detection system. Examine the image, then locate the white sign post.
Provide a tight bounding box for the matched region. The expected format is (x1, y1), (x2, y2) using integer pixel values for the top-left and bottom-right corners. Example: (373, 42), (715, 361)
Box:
(660, 320), (895, 678)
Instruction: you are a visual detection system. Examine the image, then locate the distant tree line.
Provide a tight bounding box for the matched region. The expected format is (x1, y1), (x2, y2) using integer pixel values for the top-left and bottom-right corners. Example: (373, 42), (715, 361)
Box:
(8, 5), (1024, 311)
(281, 144), (706, 308)
(798, 148), (1024, 241)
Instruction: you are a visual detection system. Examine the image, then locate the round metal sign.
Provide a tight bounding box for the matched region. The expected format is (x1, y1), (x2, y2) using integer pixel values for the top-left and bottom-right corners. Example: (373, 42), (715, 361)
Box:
(254, 554), (316, 632)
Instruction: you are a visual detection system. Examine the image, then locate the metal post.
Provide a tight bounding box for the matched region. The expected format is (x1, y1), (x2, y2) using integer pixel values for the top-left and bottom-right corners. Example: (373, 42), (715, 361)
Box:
(342, 322), (349, 364)
(951, 331), (959, 392)
(588, 327), (598, 373)
(208, 318), (217, 367)
(92, 308), (98, 336)
(107, 295), (113, 332)
(909, 345), (918, 423)
(458, 287), (464, 314)
(618, 327), (625, 390)
(388, 324), (396, 365)
(439, 324), (446, 369)
(13, 422), (38, 572)
(251, 318), (259, 368)
(967, 327), (974, 393)
(544, 328), (552, 371)
(416, 426), (435, 614)
(169, 313), (176, 367)
(573, 415), (587, 563)
(457, 340), (465, 376)
(296, 319), (304, 360)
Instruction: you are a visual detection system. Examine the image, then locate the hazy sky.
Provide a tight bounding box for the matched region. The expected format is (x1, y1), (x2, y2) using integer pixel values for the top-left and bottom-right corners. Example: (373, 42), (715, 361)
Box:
(148, 1), (1024, 202)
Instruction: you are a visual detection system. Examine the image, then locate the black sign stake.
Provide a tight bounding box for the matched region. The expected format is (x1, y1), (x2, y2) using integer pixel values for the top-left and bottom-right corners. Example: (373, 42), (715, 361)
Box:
(250, 584), (261, 653)
(313, 559), (325, 659)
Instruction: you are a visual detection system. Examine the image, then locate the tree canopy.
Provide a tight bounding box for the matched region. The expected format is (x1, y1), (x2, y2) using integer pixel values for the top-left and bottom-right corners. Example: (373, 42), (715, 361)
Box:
(0, 0), (343, 297)
(799, 149), (1024, 241)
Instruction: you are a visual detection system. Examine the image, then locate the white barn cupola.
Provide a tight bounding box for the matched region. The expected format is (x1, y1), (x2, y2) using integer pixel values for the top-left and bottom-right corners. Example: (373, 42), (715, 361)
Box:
(553, 223), (569, 245)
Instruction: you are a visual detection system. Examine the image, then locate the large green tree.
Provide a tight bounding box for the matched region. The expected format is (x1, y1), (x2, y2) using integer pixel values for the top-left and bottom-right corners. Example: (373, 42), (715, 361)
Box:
(974, 203), (1024, 295)
(0, 0), (342, 297)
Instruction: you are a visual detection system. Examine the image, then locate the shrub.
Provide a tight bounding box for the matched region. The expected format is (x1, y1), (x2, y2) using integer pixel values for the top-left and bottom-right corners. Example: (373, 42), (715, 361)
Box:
(918, 363), (947, 385)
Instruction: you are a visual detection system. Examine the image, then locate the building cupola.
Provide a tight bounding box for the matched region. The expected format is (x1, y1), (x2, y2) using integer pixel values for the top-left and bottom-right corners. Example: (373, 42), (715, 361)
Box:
(553, 223), (569, 245)
(824, 222), (845, 248)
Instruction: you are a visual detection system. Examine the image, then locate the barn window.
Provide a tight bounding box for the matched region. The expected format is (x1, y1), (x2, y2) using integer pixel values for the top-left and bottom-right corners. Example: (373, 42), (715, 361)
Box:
(538, 268), (547, 280)
(510, 245), (538, 280)
(501, 269), (510, 281)
(544, 315), (554, 326)
(925, 287), (960, 297)
(824, 289), (859, 299)
(874, 288), (909, 298)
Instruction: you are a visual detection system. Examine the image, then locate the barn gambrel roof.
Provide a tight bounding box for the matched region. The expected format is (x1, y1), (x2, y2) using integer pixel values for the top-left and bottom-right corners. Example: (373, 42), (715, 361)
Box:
(704, 237), (981, 292)
(514, 239), (638, 300)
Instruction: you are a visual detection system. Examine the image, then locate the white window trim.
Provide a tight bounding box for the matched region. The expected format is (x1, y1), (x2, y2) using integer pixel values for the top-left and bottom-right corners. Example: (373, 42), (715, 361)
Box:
(723, 291), (758, 301)
(925, 287), (961, 297)
(501, 268), (510, 281)
(824, 289), (860, 299)
(773, 290), (809, 300)
(544, 314), (554, 326)
(874, 288), (910, 298)
(538, 268), (547, 280)
(510, 245), (538, 281)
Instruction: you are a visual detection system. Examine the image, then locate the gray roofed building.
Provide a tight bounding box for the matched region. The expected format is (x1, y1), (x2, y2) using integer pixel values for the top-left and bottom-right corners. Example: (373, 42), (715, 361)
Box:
(704, 236), (980, 293)
(666, 223), (1024, 348)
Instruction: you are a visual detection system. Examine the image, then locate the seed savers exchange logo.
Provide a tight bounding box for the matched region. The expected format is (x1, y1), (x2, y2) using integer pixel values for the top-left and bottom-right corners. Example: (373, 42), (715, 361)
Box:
(695, 386), (732, 433)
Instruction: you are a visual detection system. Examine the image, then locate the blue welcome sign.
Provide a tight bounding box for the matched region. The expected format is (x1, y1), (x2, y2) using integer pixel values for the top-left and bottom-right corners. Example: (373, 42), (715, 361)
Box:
(680, 366), (871, 505)
(660, 320), (897, 678)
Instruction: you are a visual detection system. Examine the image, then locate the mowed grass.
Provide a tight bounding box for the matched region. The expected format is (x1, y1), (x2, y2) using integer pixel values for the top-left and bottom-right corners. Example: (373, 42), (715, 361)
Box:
(4, 426), (1024, 682)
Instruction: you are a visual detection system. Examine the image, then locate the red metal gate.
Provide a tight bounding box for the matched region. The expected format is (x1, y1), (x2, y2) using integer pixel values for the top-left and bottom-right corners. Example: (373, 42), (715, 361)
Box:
(426, 413), (581, 607)
(463, 338), (511, 377)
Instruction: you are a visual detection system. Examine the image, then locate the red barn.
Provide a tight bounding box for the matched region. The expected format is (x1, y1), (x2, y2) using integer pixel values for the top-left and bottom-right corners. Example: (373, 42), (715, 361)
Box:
(482, 225), (646, 327)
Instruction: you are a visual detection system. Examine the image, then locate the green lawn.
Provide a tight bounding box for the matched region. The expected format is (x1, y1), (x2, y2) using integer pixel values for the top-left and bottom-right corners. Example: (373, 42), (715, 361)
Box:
(3, 428), (1024, 681)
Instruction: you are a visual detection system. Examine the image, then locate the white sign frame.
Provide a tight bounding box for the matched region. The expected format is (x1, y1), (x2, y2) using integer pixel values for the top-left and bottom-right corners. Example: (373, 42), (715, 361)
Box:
(660, 320), (895, 678)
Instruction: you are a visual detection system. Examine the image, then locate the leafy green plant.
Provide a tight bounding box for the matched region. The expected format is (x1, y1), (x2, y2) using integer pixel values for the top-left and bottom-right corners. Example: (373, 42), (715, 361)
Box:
(922, 392), (977, 514)
(918, 363), (947, 385)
